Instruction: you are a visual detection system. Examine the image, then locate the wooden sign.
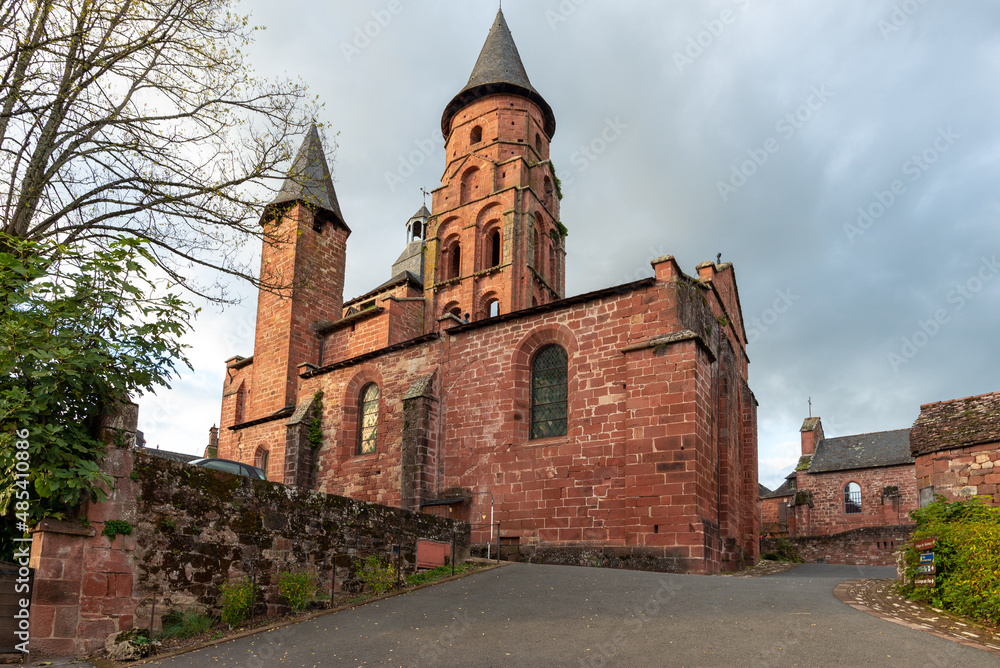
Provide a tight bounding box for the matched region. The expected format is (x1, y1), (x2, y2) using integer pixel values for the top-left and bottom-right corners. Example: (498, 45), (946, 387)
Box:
(915, 576), (936, 587)
(919, 552), (934, 564)
(916, 564), (936, 575)
(914, 537), (936, 551)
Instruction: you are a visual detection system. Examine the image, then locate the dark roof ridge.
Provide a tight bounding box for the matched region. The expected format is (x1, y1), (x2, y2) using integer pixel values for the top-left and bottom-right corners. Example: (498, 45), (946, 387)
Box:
(918, 390), (1000, 410)
(818, 427), (910, 442)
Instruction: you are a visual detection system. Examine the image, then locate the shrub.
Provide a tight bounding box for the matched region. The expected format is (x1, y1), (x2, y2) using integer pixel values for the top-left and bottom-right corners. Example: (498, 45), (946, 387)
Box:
(761, 538), (802, 563)
(355, 555), (397, 595)
(900, 496), (1000, 624)
(220, 578), (256, 628)
(278, 568), (317, 612)
(160, 611), (214, 639)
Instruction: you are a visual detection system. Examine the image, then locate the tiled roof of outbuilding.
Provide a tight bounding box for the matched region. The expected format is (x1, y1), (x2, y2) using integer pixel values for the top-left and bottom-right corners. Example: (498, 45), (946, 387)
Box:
(910, 391), (1000, 457)
(761, 478), (795, 499)
(808, 428), (913, 473)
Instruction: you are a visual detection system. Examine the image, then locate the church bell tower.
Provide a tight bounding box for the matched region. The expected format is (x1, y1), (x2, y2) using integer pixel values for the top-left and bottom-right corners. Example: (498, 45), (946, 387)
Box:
(425, 9), (565, 329)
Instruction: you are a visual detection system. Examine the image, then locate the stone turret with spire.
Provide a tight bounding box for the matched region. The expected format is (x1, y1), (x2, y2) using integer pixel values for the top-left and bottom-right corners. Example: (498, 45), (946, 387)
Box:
(219, 124), (351, 433)
(426, 8), (564, 327)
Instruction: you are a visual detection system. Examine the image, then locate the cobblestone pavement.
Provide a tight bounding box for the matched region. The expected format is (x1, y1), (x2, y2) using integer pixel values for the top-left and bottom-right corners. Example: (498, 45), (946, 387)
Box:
(836, 578), (1000, 657)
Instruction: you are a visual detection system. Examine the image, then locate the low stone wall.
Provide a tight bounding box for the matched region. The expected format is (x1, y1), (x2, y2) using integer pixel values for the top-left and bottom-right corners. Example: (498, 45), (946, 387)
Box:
(132, 452), (469, 625)
(28, 435), (469, 661)
(762, 525), (915, 567)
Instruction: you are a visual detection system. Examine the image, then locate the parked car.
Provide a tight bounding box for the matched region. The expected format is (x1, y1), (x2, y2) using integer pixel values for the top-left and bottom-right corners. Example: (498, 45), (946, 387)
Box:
(187, 457), (267, 480)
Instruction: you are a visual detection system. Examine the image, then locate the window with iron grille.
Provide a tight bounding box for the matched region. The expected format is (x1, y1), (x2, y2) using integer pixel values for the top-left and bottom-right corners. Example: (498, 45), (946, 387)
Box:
(844, 482), (862, 514)
(531, 345), (567, 439)
(358, 383), (380, 454)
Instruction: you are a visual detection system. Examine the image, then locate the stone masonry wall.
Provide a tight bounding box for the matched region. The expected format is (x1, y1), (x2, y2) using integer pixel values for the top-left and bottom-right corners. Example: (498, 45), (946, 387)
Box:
(132, 452), (469, 625)
(914, 441), (1000, 505)
(762, 525), (915, 567)
(793, 464), (917, 536)
(28, 441), (468, 662)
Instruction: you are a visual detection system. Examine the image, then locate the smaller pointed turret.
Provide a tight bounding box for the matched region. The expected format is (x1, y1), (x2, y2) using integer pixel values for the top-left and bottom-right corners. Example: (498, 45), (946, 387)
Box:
(267, 123), (348, 230)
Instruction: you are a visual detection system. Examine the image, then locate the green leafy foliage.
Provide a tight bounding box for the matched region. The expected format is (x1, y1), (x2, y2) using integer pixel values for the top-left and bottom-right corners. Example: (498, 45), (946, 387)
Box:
(761, 538), (803, 563)
(220, 578), (256, 628)
(278, 568), (318, 611)
(0, 235), (194, 561)
(160, 611), (215, 639)
(355, 555), (397, 595)
(101, 520), (133, 541)
(308, 392), (324, 448)
(900, 496), (1000, 624)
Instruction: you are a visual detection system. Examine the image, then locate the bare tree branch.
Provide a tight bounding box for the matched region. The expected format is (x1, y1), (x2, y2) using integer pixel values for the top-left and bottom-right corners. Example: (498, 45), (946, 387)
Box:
(0, 0), (324, 301)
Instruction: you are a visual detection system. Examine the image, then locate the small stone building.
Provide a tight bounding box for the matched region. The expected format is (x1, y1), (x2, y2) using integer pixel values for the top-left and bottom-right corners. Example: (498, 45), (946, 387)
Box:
(760, 416), (918, 565)
(759, 477), (794, 535)
(910, 391), (1000, 507)
(215, 10), (760, 574)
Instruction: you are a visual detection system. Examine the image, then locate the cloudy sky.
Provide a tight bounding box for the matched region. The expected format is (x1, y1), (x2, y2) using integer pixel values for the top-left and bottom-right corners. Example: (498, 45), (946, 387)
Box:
(138, 0), (1000, 491)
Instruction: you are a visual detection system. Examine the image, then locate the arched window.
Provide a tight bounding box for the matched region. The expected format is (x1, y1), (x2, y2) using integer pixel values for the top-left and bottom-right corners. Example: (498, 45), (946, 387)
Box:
(358, 383), (380, 455)
(254, 447), (269, 477)
(531, 344), (568, 439)
(461, 167), (480, 204)
(533, 226), (542, 273)
(450, 243), (461, 279)
(489, 229), (501, 268)
(535, 133), (543, 155)
(549, 245), (556, 282)
(471, 125), (483, 144)
(411, 220), (422, 241)
(544, 176), (554, 209)
(844, 482), (862, 514)
(488, 299), (500, 318)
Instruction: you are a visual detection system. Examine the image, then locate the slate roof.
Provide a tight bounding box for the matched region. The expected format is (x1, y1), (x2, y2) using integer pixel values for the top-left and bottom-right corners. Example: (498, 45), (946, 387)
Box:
(910, 391), (1000, 457)
(441, 9), (556, 138)
(410, 205), (431, 220)
(267, 123), (348, 230)
(342, 271), (423, 309)
(807, 428), (913, 473)
(761, 478), (795, 499)
(758, 483), (771, 498)
(142, 447), (199, 464)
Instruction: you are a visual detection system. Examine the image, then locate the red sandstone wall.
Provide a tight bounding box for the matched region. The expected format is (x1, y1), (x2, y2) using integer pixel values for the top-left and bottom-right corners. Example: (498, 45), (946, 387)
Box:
(914, 442), (1000, 505)
(793, 464), (917, 536)
(277, 270), (757, 573)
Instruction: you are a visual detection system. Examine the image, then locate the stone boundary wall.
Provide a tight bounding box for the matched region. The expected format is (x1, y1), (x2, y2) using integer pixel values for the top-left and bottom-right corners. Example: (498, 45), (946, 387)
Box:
(132, 452), (470, 624)
(762, 525), (915, 567)
(29, 425), (468, 661)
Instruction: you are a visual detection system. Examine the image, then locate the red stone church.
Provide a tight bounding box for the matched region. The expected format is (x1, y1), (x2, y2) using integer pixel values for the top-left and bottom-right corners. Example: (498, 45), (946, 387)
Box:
(217, 10), (760, 573)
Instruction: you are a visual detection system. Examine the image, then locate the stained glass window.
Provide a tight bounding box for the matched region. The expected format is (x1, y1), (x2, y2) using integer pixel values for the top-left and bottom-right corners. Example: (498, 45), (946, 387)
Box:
(531, 345), (567, 439)
(358, 383), (379, 454)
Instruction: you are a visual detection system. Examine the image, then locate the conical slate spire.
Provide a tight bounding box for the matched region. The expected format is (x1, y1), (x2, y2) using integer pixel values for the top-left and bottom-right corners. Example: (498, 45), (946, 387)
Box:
(441, 9), (555, 138)
(268, 123), (348, 229)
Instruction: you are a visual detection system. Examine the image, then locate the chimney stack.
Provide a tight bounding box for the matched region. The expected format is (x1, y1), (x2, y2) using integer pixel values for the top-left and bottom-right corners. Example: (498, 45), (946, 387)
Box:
(800, 417), (824, 456)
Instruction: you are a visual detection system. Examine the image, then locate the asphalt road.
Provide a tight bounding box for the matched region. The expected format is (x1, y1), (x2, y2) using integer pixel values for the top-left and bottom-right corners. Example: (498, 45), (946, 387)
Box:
(145, 563), (995, 667)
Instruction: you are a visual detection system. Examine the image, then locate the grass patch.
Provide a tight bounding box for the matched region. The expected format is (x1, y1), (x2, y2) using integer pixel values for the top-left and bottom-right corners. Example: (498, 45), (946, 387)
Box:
(160, 611), (215, 639)
(406, 562), (484, 586)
